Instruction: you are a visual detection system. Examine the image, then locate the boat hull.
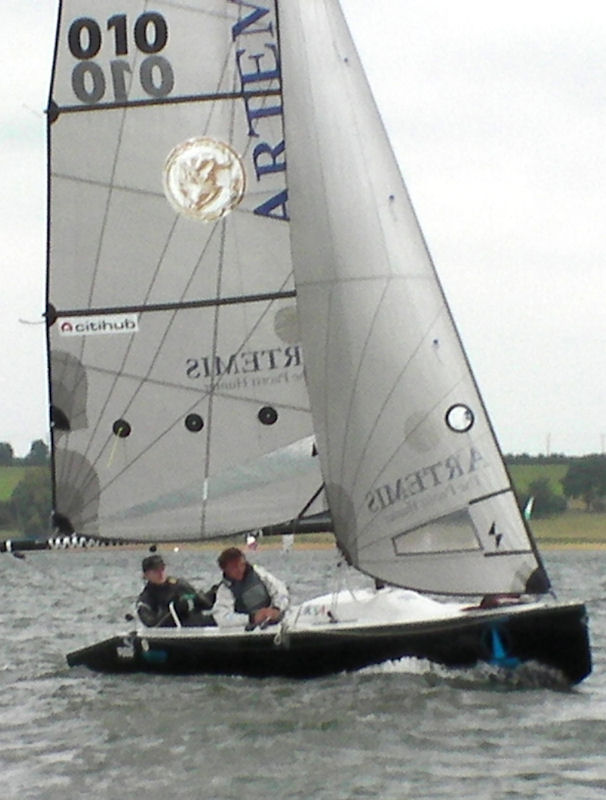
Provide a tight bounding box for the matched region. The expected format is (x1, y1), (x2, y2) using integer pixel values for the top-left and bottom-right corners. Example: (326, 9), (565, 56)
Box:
(67, 600), (591, 685)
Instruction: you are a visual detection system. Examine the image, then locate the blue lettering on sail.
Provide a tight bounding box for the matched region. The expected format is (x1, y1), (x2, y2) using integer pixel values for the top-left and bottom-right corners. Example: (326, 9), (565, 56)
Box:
(236, 44), (280, 85)
(253, 190), (289, 221)
(229, 0), (273, 40)
(236, 45), (282, 137)
(231, 1), (289, 221)
(253, 141), (286, 179)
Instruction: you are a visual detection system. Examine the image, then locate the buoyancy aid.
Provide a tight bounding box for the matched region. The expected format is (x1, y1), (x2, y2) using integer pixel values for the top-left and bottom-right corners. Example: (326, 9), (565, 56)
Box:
(228, 565), (271, 615)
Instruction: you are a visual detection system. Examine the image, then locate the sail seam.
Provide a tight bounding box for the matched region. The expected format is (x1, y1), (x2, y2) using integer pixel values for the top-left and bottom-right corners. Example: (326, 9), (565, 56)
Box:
(347, 305), (448, 504)
(335, 280), (390, 493)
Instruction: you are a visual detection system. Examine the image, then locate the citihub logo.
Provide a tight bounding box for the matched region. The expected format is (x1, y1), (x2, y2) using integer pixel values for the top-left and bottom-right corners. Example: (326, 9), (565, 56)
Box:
(58, 314), (139, 336)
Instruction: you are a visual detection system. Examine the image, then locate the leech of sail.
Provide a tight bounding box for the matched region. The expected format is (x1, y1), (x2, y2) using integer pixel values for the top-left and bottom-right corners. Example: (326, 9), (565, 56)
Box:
(53, 290), (298, 319)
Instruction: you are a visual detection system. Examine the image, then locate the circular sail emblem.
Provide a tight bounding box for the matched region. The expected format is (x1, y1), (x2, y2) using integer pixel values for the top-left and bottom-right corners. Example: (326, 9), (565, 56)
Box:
(163, 137), (246, 221)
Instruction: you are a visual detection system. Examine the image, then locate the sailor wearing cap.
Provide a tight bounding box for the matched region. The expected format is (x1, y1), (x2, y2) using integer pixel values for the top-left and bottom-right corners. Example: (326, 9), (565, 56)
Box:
(136, 554), (217, 627)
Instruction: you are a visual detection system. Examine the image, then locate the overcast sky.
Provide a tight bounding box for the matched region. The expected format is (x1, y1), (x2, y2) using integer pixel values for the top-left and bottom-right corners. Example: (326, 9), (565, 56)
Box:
(1, 0), (604, 456)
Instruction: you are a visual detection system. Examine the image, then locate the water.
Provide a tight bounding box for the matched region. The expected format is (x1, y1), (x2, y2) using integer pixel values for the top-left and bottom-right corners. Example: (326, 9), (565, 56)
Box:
(1, 547), (605, 799)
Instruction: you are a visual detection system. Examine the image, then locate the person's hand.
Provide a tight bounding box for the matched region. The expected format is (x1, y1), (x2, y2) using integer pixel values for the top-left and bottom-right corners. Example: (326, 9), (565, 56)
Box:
(175, 595), (195, 616)
(252, 607), (280, 624)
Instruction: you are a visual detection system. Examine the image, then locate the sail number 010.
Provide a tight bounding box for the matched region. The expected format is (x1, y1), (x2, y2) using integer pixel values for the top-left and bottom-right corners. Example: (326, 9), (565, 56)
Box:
(68, 13), (174, 104)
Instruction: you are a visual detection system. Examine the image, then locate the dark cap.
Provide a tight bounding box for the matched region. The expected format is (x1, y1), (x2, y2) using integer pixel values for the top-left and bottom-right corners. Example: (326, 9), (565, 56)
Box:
(218, 547), (244, 570)
(142, 554), (165, 572)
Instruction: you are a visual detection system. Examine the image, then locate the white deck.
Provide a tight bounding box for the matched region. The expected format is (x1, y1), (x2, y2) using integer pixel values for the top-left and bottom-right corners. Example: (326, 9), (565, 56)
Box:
(136, 587), (552, 641)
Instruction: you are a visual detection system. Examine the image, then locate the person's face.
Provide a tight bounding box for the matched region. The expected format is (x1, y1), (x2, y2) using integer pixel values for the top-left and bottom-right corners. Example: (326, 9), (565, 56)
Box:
(224, 556), (246, 582)
(144, 565), (166, 585)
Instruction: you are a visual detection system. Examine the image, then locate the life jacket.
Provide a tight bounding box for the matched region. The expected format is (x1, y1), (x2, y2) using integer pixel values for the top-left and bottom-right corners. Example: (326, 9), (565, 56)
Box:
(226, 565), (271, 615)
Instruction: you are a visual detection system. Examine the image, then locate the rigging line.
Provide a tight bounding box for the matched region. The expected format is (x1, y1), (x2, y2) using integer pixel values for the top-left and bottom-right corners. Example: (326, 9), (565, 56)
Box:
(55, 290), (297, 318)
(51, 171), (164, 198)
(335, 278), (390, 494)
(196, 24), (241, 536)
(162, 0), (231, 20)
(200, 218), (229, 536)
(202, 16), (236, 139)
(322, 285), (336, 508)
(346, 303), (448, 502)
(52, 171), (290, 203)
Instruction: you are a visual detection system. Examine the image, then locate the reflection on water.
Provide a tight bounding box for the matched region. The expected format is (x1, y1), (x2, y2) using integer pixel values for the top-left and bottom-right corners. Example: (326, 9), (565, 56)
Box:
(0, 547), (605, 799)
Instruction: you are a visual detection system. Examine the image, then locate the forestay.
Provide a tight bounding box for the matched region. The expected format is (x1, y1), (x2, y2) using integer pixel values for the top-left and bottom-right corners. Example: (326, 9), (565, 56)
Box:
(279, 0), (549, 595)
(47, 0), (324, 541)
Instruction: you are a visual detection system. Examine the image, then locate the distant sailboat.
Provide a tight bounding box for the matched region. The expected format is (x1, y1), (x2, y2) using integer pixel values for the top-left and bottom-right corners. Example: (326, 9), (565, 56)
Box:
(39, 0), (589, 683)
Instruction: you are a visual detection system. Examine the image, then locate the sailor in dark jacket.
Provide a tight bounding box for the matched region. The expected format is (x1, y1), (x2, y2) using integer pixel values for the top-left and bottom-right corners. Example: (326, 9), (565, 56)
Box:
(213, 547), (289, 628)
(136, 554), (216, 627)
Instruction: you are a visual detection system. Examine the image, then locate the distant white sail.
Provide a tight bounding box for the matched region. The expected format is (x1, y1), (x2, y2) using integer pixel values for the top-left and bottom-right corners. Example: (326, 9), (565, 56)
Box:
(47, 0), (324, 540)
(279, 0), (548, 594)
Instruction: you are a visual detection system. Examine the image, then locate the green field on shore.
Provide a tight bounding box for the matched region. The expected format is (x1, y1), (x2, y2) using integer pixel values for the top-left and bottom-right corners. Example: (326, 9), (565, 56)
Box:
(0, 466), (28, 501)
(529, 511), (606, 545)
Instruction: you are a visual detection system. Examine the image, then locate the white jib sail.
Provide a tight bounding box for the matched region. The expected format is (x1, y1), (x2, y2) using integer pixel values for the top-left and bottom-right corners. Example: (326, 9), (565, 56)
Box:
(47, 0), (325, 541)
(279, 0), (548, 595)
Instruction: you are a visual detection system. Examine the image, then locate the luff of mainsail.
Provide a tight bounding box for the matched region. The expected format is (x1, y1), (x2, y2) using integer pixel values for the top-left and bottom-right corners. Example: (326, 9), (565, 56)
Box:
(46, 0), (325, 541)
(279, 0), (549, 595)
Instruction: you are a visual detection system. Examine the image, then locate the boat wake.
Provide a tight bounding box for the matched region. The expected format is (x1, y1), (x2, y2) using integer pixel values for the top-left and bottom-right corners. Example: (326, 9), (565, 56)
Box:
(356, 657), (572, 691)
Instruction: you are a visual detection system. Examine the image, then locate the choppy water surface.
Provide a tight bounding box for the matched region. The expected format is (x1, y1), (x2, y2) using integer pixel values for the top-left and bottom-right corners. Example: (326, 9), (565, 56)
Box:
(0, 547), (604, 799)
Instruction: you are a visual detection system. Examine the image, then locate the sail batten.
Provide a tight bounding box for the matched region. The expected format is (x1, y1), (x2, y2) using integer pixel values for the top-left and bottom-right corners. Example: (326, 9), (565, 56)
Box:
(53, 290), (298, 318)
(53, 89), (283, 117)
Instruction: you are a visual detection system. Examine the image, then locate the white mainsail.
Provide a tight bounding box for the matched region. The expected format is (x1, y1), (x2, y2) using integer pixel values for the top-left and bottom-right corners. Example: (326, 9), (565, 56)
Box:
(279, 0), (549, 594)
(47, 0), (325, 540)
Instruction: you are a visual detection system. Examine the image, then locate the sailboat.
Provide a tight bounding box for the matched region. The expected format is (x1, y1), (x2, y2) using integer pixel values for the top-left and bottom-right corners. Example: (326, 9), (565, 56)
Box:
(44, 0), (589, 684)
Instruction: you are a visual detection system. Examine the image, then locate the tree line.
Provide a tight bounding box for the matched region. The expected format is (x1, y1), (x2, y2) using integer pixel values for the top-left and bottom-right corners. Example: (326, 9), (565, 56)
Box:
(0, 440), (51, 536)
(0, 440), (50, 466)
(507, 453), (606, 517)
